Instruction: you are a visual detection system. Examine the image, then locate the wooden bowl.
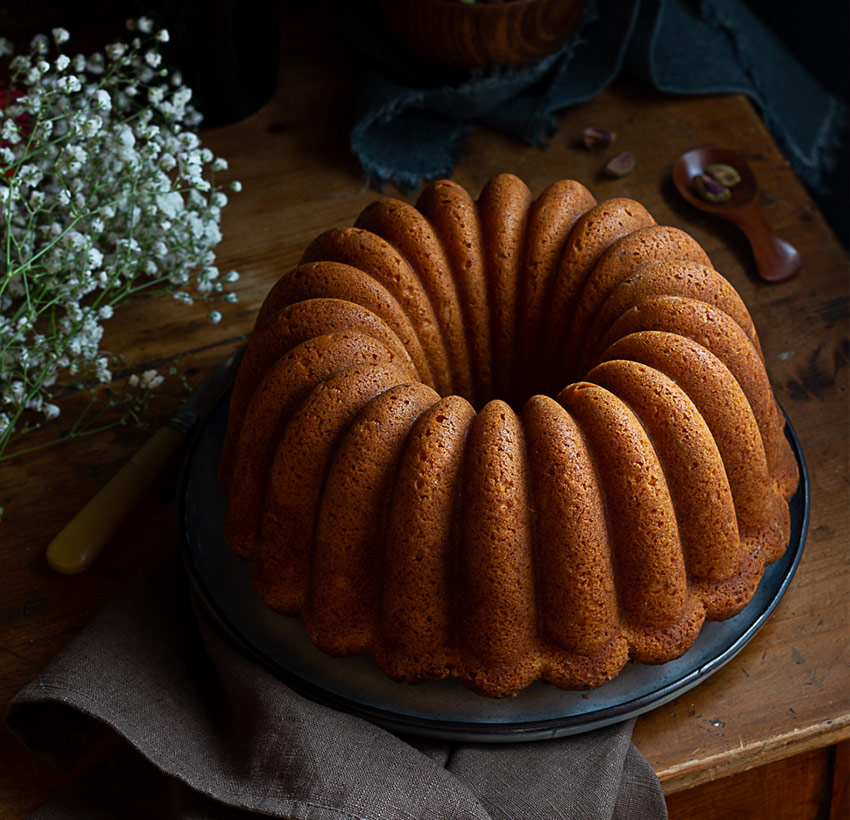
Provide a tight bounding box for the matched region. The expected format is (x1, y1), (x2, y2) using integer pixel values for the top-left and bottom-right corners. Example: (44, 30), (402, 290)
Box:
(379, 0), (586, 71)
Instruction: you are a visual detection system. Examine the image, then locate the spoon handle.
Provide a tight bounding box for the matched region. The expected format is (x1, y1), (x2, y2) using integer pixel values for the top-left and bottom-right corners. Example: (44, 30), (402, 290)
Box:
(730, 204), (801, 283)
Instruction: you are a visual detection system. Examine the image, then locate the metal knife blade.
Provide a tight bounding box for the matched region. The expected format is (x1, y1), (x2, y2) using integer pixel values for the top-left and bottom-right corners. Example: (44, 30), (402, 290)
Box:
(164, 344), (245, 436)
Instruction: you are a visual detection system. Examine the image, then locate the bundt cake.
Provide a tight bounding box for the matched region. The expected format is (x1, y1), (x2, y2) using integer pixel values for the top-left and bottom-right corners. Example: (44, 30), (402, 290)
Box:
(218, 174), (799, 698)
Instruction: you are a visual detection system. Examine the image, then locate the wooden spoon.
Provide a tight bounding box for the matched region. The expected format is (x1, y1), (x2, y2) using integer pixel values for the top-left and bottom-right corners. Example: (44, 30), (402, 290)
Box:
(672, 146), (801, 283)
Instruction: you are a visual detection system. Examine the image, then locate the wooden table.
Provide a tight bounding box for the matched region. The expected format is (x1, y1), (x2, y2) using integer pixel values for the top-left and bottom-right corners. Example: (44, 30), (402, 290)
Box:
(1, 13), (847, 819)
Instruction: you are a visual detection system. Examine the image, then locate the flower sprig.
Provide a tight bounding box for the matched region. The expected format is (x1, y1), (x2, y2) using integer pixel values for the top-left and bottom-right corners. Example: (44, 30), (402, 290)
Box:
(0, 19), (240, 460)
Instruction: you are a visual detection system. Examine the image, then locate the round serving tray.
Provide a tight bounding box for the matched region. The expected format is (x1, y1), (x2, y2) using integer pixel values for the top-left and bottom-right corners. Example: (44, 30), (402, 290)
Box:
(179, 393), (809, 743)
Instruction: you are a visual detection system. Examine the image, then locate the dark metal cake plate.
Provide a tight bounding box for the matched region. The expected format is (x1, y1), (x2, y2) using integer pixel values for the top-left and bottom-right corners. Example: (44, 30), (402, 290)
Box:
(179, 393), (809, 742)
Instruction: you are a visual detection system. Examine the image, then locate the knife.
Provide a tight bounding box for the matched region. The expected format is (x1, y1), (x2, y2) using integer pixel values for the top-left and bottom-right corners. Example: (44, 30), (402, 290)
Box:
(46, 346), (245, 575)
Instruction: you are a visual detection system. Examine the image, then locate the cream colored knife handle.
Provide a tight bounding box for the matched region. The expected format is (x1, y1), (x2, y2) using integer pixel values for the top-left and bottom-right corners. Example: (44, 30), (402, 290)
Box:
(46, 425), (185, 574)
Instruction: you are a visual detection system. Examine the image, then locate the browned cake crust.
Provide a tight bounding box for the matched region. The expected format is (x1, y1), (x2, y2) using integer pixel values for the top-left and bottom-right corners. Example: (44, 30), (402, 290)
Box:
(513, 179), (596, 400)
(254, 260), (433, 386)
(223, 332), (408, 559)
(377, 395), (476, 684)
(219, 297), (413, 488)
(543, 196), (656, 389)
(300, 227), (451, 395)
(304, 381), (441, 656)
(476, 174), (533, 404)
(219, 174), (799, 697)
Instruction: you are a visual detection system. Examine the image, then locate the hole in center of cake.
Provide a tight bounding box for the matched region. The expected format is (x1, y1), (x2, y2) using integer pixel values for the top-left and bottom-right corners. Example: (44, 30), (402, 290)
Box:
(464, 352), (582, 412)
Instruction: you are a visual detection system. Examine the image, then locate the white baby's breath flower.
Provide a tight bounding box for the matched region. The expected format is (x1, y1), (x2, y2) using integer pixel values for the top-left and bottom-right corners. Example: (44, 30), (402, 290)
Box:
(52, 27), (71, 45)
(0, 38), (14, 58)
(86, 247), (104, 269)
(94, 357), (111, 383)
(106, 42), (127, 60)
(0, 21), (237, 460)
(155, 191), (184, 219)
(204, 220), (221, 243)
(230, 180), (242, 193)
(94, 88), (112, 112)
(137, 17), (154, 34)
(179, 131), (200, 151)
(140, 369), (163, 389)
(18, 165), (44, 187)
(86, 53), (105, 75)
(81, 115), (102, 137)
(140, 123), (161, 142)
(30, 33), (49, 54)
(156, 29), (170, 43)
(58, 74), (82, 94)
(9, 54), (30, 74)
(115, 124), (135, 148)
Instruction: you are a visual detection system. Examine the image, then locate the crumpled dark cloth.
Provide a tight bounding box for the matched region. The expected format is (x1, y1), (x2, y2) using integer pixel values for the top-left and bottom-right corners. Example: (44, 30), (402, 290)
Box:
(6, 556), (668, 819)
(347, 0), (845, 193)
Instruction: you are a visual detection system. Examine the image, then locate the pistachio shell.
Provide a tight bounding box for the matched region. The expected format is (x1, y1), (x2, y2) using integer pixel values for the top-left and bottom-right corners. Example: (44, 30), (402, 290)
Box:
(706, 163), (741, 188)
(693, 173), (731, 203)
(604, 151), (635, 178)
(582, 127), (616, 150)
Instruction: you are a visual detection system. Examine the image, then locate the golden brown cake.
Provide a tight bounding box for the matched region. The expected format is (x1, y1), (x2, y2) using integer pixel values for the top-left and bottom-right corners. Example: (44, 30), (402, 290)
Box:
(218, 174), (799, 698)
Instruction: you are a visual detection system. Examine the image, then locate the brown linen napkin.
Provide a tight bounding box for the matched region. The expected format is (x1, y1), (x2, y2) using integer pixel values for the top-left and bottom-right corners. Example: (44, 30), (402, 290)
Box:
(6, 556), (668, 819)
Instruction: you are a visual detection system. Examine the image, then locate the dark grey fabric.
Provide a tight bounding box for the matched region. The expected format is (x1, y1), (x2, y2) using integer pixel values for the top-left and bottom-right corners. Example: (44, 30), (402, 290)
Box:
(347, 0), (846, 195)
(6, 558), (667, 819)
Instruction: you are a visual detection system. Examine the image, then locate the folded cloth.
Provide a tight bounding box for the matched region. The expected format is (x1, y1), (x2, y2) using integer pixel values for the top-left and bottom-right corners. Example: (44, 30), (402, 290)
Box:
(347, 0), (845, 193)
(6, 556), (668, 819)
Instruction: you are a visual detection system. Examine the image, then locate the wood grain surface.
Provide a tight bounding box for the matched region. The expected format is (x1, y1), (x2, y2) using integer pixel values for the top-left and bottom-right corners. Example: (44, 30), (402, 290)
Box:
(1, 10), (847, 818)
